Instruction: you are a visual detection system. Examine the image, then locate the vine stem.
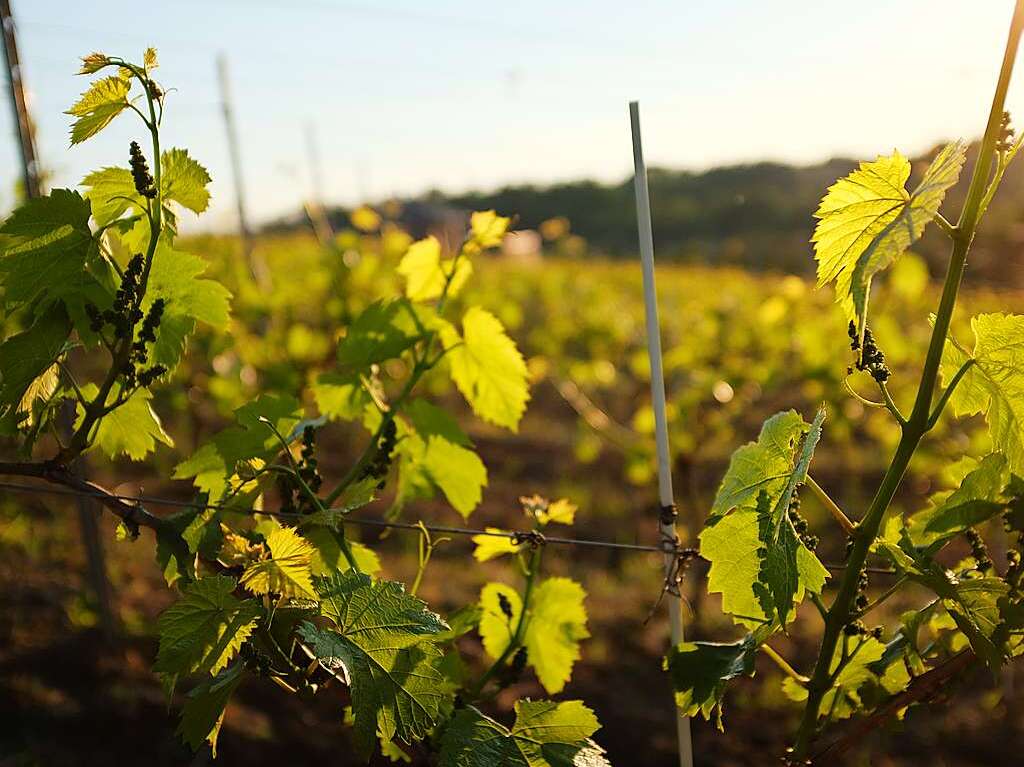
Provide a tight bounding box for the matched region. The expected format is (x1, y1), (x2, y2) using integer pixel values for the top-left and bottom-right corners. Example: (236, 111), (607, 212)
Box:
(466, 544), (543, 700)
(792, 2), (1024, 756)
(59, 60), (163, 463)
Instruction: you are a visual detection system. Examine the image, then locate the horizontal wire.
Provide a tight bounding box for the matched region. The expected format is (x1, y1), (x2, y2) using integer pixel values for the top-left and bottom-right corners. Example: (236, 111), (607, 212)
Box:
(0, 479), (898, 574)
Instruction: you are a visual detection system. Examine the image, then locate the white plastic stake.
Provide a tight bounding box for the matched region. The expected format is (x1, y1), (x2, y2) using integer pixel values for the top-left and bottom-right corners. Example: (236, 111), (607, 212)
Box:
(629, 100), (694, 767)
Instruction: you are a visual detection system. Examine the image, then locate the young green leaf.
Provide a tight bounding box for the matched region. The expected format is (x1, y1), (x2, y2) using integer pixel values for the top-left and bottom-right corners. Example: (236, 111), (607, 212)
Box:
(299, 571), (450, 759)
(441, 307), (530, 431)
(176, 662), (245, 757)
(701, 505), (827, 629)
(160, 148), (212, 214)
(240, 526), (317, 599)
(438, 700), (608, 767)
(709, 410), (807, 518)
(813, 142), (966, 335)
(472, 529), (523, 562)
(0, 303), (71, 423)
(875, 526), (1014, 669)
(398, 236), (472, 301)
(66, 75), (131, 145)
(941, 313), (1024, 472)
(420, 436), (487, 519)
(479, 577), (590, 694)
(75, 383), (174, 460)
(154, 575), (260, 677)
(313, 372), (370, 422)
(0, 189), (97, 310)
(337, 299), (422, 369)
(665, 629), (769, 729)
(907, 453), (1010, 546)
(173, 394), (303, 499)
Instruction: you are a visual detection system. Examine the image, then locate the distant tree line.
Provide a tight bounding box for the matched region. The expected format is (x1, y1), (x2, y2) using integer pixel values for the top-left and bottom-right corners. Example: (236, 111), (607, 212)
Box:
(278, 142), (1024, 287)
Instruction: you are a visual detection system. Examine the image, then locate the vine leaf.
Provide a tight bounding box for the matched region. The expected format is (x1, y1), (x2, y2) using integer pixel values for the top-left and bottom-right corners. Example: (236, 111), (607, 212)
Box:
(479, 578), (590, 694)
(702, 409), (828, 628)
(312, 371), (370, 421)
(337, 299), (422, 370)
(173, 393), (303, 499)
(441, 307), (530, 432)
(467, 210), (512, 251)
(176, 662), (245, 757)
(398, 236), (472, 302)
(438, 700), (608, 767)
(66, 75), (131, 145)
(813, 142), (966, 336)
(154, 575), (260, 677)
(160, 148), (212, 214)
(709, 409), (807, 518)
(781, 636), (901, 721)
(240, 526), (317, 599)
(82, 147), (211, 250)
(908, 452), (1010, 546)
(75, 382), (174, 460)
(298, 571), (450, 760)
(398, 398), (487, 518)
(875, 525), (1014, 669)
(941, 313), (1024, 472)
(0, 303), (71, 426)
(143, 242), (232, 368)
(665, 627), (770, 729)
(0, 189), (97, 310)
(472, 528), (523, 562)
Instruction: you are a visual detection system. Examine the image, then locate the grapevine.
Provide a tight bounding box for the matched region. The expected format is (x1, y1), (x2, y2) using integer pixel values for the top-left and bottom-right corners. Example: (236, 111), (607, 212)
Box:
(3, 4), (1024, 763)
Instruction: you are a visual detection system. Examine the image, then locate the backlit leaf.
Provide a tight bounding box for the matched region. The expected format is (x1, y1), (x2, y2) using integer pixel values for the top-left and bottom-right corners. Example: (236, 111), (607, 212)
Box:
(240, 526), (317, 599)
(177, 663), (244, 756)
(155, 575), (260, 677)
(76, 383), (174, 461)
(479, 578), (589, 694)
(0, 189), (97, 309)
(814, 142), (965, 336)
(299, 572), (450, 759)
(66, 75), (130, 144)
(439, 700), (608, 767)
(941, 313), (1024, 473)
(441, 307), (529, 431)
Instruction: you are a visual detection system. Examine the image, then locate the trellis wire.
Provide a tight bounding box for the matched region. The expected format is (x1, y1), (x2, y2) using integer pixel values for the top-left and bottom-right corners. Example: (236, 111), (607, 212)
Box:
(0, 480), (896, 573)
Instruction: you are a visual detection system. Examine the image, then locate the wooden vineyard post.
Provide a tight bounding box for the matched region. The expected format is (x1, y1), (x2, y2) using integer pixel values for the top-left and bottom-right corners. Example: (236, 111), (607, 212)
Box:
(629, 100), (694, 767)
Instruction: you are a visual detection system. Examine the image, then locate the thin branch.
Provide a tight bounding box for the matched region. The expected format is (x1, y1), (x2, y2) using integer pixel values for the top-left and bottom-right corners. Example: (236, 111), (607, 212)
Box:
(933, 212), (957, 239)
(877, 381), (908, 425)
(0, 461), (189, 565)
(927, 358), (975, 429)
(806, 475), (857, 535)
(761, 644), (809, 684)
(812, 650), (976, 761)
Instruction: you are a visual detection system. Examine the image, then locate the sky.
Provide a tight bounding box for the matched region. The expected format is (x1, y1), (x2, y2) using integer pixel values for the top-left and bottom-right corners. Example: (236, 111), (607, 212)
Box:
(2, 0), (1023, 232)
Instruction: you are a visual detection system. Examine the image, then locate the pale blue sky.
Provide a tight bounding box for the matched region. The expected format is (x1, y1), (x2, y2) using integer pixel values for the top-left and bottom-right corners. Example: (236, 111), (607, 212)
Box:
(3, 1), (1022, 231)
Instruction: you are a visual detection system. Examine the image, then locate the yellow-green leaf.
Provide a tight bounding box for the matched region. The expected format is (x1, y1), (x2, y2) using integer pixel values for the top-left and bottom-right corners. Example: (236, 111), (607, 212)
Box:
(441, 307), (529, 431)
(479, 577), (589, 694)
(66, 75), (130, 144)
(472, 529), (522, 562)
(398, 236), (472, 302)
(813, 142), (965, 335)
(240, 526), (316, 599)
(941, 313), (1024, 473)
(76, 383), (174, 461)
